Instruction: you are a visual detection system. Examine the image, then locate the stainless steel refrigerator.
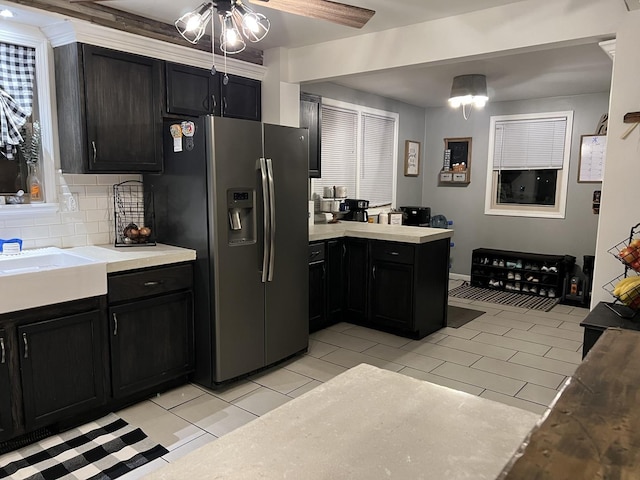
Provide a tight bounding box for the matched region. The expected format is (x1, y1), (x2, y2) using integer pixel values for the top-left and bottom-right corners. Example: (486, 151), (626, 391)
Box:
(145, 116), (309, 386)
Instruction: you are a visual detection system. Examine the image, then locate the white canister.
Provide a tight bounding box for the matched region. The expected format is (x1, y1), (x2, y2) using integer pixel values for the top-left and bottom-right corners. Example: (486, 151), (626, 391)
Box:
(330, 200), (342, 213)
(323, 186), (334, 198)
(320, 199), (333, 212)
(334, 186), (348, 198)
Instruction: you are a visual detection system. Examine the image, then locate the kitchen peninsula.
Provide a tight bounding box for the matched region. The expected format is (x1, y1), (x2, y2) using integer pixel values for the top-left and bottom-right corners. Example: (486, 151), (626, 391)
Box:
(309, 222), (453, 339)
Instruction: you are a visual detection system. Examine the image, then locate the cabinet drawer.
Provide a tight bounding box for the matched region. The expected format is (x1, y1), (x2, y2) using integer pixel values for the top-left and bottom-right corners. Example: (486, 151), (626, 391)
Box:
(371, 242), (414, 265)
(108, 263), (193, 303)
(309, 243), (325, 263)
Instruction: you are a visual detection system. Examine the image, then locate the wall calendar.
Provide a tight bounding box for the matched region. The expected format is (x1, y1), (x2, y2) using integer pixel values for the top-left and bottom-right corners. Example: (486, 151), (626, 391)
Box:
(578, 134), (607, 183)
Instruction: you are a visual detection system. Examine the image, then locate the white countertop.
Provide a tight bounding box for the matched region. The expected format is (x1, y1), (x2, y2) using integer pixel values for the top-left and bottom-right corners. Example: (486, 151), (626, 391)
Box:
(145, 364), (538, 480)
(309, 222), (453, 244)
(69, 243), (196, 273)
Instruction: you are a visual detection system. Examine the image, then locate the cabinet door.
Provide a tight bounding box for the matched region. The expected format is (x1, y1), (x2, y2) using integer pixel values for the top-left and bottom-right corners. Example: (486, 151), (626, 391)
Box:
(345, 238), (368, 322)
(326, 239), (345, 325)
(309, 260), (326, 332)
(166, 62), (220, 116)
(83, 45), (162, 172)
(370, 260), (414, 329)
(300, 93), (321, 178)
(220, 74), (261, 121)
(0, 328), (13, 441)
(109, 291), (194, 399)
(18, 311), (105, 430)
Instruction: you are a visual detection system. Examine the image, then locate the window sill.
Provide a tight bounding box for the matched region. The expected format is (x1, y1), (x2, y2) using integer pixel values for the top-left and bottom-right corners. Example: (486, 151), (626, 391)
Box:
(0, 203), (59, 217)
(484, 207), (565, 219)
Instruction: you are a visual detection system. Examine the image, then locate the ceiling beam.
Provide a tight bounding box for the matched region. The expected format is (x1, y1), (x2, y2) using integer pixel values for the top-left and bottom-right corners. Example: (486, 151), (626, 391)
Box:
(3, 0), (263, 65)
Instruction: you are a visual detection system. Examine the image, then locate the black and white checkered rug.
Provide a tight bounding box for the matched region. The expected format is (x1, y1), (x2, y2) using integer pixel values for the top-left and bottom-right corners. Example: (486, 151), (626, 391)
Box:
(449, 283), (560, 312)
(0, 413), (167, 480)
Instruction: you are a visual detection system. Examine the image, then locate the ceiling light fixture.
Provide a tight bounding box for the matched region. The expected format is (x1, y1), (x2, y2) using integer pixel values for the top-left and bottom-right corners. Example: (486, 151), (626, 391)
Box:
(0, 9), (15, 18)
(175, 0), (270, 53)
(448, 74), (489, 120)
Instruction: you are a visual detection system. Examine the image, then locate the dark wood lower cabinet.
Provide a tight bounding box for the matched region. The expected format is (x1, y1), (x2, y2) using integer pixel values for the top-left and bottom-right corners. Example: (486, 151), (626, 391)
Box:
(326, 239), (345, 324)
(19, 311), (105, 430)
(109, 291), (193, 399)
(0, 262), (195, 448)
(0, 328), (13, 442)
(309, 253), (326, 333)
(370, 260), (414, 330)
(309, 237), (450, 339)
(345, 238), (369, 323)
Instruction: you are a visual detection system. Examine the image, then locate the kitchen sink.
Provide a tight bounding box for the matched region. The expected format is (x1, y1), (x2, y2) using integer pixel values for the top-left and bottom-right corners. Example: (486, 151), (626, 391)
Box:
(0, 247), (107, 314)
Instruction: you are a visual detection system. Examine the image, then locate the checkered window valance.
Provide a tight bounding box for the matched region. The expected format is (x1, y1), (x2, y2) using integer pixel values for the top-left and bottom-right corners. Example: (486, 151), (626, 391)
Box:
(0, 42), (36, 160)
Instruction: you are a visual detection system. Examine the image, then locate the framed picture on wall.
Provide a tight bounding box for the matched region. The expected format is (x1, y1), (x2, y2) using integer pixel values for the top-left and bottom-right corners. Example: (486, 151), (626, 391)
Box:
(404, 140), (420, 176)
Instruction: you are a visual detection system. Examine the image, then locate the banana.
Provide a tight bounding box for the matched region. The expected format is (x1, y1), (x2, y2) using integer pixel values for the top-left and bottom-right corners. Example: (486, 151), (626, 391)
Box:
(614, 276), (640, 297)
(618, 277), (640, 305)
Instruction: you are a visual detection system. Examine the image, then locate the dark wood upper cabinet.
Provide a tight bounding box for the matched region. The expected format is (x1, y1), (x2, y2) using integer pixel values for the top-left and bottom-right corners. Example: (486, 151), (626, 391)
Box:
(54, 43), (163, 173)
(300, 93), (322, 178)
(165, 62), (221, 117)
(220, 74), (261, 121)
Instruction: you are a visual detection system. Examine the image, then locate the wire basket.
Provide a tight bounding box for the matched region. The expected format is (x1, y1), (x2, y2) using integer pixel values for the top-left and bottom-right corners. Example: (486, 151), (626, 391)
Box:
(608, 235), (640, 272)
(603, 273), (640, 319)
(113, 180), (156, 247)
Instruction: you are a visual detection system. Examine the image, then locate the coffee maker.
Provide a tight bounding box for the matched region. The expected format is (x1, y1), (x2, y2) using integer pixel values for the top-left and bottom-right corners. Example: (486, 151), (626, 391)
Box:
(343, 199), (369, 222)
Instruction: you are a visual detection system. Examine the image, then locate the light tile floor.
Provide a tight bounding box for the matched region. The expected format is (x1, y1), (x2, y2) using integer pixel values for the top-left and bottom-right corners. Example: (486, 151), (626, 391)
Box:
(118, 279), (588, 478)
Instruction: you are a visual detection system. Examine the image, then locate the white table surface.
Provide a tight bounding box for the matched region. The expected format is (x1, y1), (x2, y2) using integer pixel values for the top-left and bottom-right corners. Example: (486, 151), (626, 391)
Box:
(145, 364), (539, 480)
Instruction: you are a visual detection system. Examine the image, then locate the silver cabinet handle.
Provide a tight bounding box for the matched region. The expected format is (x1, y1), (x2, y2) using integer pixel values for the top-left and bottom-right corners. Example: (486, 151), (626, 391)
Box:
(372, 265), (376, 279)
(144, 281), (162, 287)
(92, 141), (97, 163)
(259, 158), (270, 283)
(23, 332), (28, 359)
(0, 337), (5, 364)
(322, 264), (326, 279)
(212, 94), (217, 111)
(223, 97), (228, 115)
(266, 158), (276, 282)
(343, 244), (347, 258)
(113, 313), (118, 336)
(387, 251), (400, 256)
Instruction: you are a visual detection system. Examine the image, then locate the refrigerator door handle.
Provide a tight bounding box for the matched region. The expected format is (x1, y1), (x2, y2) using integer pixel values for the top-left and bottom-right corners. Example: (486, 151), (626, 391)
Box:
(266, 158), (276, 282)
(259, 157), (270, 283)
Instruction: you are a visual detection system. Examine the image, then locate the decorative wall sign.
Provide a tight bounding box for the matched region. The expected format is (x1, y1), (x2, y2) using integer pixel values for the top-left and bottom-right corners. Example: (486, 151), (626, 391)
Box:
(439, 137), (471, 186)
(578, 134), (606, 183)
(404, 140), (420, 176)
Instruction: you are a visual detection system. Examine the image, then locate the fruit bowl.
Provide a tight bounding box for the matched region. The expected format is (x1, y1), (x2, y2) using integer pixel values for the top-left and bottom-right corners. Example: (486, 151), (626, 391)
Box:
(603, 274), (640, 310)
(608, 237), (640, 272)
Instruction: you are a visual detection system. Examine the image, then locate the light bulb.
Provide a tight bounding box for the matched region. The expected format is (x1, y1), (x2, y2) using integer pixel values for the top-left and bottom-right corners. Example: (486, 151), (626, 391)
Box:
(185, 14), (202, 32)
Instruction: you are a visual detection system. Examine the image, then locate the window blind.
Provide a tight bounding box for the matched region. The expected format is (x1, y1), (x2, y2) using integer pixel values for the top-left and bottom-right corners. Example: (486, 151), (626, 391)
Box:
(315, 103), (396, 207)
(360, 113), (394, 206)
(313, 105), (357, 200)
(493, 117), (567, 170)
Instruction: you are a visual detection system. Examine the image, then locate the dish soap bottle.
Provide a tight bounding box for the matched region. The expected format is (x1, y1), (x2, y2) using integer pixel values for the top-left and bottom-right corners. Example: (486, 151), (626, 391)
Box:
(27, 163), (44, 203)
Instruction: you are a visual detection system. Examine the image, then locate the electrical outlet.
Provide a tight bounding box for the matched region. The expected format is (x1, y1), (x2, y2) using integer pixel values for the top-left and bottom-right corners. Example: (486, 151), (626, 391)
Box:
(624, 0), (640, 10)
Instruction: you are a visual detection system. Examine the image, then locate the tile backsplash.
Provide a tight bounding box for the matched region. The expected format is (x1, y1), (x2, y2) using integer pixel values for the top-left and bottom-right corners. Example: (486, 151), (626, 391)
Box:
(0, 174), (141, 249)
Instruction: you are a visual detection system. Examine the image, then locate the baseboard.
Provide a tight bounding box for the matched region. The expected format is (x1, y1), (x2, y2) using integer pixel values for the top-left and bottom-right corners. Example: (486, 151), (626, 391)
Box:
(450, 273), (470, 282)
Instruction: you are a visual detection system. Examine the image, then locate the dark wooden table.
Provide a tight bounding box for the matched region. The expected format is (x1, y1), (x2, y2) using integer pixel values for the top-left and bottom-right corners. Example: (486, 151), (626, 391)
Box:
(580, 301), (640, 358)
(499, 328), (640, 479)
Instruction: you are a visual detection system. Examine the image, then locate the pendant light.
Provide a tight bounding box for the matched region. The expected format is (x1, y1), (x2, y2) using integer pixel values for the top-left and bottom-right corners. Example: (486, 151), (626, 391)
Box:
(175, 0), (270, 51)
(448, 74), (489, 120)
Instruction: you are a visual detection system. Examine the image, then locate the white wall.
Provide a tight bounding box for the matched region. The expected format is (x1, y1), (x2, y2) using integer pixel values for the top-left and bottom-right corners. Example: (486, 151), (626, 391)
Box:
(591, 10), (640, 306)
